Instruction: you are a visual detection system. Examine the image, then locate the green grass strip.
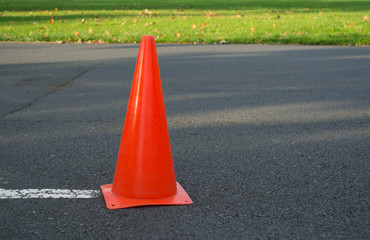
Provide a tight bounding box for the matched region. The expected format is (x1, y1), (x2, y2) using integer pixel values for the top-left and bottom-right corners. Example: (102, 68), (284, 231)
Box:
(1, 0), (369, 45)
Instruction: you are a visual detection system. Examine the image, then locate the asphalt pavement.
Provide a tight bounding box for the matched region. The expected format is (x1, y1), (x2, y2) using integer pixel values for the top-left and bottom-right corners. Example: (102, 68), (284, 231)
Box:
(1, 42), (369, 239)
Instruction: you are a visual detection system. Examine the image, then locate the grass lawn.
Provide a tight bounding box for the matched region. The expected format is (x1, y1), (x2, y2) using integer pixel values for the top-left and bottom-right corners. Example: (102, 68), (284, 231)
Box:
(0, 0), (369, 45)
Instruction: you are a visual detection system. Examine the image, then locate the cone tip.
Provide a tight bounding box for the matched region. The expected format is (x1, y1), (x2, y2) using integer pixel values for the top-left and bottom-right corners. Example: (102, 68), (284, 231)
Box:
(141, 35), (155, 40)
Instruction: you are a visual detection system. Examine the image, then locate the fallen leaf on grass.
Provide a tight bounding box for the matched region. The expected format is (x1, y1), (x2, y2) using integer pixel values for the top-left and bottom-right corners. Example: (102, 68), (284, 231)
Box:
(176, 32), (181, 37)
(49, 19), (54, 24)
(144, 9), (152, 15)
(191, 24), (197, 29)
(81, 18), (86, 24)
(364, 15), (369, 21)
(347, 22), (355, 27)
(74, 32), (80, 37)
(144, 22), (155, 27)
(200, 23), (207, 28)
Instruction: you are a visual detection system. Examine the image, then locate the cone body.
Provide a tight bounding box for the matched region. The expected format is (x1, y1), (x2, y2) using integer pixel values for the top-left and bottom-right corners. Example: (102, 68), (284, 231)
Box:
(112, 35), (176, 199)
(101, 36), (192, 209)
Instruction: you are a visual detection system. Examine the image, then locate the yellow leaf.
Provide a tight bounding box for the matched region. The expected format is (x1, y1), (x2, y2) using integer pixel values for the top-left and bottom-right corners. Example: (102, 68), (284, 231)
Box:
(364, 15), (369, 21)
(81, 18), (86, 24)
(49, 19), (54, 24)
(74, 32), (80, 37)
(200, 23), (207, 28)
(191, 24), (197, 29)
(250, 27), (255, 32)
(144, 22), (155, 27)
(88, 28), (93, 33)
(55, 8), (58, 12)
(176, 32), (181, 37)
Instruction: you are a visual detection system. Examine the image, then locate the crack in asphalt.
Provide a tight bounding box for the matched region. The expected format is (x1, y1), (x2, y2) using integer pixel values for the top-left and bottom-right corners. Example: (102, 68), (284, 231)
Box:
(0, 63), (103, 119)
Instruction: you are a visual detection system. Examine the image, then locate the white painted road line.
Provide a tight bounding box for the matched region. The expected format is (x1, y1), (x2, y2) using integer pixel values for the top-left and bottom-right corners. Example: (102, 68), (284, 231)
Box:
(0, 188), (100, 199)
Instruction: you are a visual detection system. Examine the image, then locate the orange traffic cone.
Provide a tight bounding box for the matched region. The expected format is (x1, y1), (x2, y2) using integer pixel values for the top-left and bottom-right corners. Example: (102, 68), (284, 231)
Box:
(100, 36), (192, 209)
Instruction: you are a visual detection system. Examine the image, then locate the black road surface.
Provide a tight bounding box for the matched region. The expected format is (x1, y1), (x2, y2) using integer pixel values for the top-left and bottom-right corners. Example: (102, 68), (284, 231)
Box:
(1, 43), (369, 239)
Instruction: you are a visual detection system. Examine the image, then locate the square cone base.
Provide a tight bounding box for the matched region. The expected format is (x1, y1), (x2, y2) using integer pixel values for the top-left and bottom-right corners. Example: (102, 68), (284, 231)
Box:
(100, 182), (193, 209)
